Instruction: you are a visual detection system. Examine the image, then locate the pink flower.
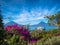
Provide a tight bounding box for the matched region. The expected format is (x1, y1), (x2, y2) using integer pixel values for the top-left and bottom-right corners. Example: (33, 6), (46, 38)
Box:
(24, 31), (28, 34)
(30, 40), (36, 43)
(4, 26), (12, 31)
(12, 24), (19, 30)
(19, 26), (26, 30)
(20, 36), (25, 40)
(23, 31), (29, 34)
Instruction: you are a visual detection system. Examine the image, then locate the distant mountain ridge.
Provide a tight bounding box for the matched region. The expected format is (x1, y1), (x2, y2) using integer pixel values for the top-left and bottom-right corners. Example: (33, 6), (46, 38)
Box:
(29, 21), (58, 30)
(29, 21), (48, 30)
(4, 21), (58, 30)
(4, 21), (19, 26)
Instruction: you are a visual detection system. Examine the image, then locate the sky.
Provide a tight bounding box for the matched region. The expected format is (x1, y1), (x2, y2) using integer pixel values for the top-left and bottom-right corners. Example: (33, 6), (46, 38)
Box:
(0, 0), (60, 25)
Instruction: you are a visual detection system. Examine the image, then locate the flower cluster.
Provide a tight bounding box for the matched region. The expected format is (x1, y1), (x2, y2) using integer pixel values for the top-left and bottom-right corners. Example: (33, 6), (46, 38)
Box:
(4, 24), (30, 40)
(4, 24), (38, 44)
(5, 24), (29, 34)
(4, 24), (19, 31)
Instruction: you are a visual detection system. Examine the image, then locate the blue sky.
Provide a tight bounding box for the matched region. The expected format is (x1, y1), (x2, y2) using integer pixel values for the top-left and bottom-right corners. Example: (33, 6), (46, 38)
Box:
(0, 0), (60, 25)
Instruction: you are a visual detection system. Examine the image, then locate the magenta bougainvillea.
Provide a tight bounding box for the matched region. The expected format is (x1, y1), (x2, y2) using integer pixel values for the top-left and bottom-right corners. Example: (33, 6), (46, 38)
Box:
(4, 24), (38, 44)
(4, 24), (30, 36)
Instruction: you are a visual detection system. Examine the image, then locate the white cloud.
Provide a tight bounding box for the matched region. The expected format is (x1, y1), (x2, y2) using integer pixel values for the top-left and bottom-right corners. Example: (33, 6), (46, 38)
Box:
(13, 9), (46, 25)
(13, 6), (58, 25)
(3, 19), (10, 24)
(3, 6), (59, 25)
(43, 9), (49, 15)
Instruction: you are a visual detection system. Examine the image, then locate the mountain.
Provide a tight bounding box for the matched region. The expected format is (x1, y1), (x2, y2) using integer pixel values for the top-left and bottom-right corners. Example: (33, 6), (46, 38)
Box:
(38, 21), (48, 26)
(30, 21), (58, 30)
(4, 21), (58, 30)
(37, 21), (49, 30)
(4, 21), (19, 26)
(29, 21), (47, 30)
(38, 21), (58, 30)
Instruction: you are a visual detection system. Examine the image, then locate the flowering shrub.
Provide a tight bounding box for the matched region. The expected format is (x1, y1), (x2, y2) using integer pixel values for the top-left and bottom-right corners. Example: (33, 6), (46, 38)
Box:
(20, 36), (25, 40)
(4, 24), (29, 34)
(4, 24), (31, 44)
(4, 24), (19, 31)
(57, 32), (60, 36)
(4, 26), (12, 31)
(4, 24), (60, 45)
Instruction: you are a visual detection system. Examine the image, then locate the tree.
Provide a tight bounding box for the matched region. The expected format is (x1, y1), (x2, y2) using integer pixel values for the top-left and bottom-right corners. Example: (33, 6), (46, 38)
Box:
(0, 5), (4, 30)
(45, 11), (60, 29)
(0, 5), (8, 45)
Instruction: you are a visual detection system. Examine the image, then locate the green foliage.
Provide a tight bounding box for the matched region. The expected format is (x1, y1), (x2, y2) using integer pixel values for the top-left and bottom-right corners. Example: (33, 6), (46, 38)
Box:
(29, 36), (60, 45)
(44, 36), (60, 45)
(28, 29), (60, 45)
(45, 15), (55, 25)
(46, 12), (60, 29)
(0, 28), (60, 45)
(0, 6), (4, 30)
(30, 30), (41, 39)
(6, 34), (20, 45)
(0, 30), (8, 45)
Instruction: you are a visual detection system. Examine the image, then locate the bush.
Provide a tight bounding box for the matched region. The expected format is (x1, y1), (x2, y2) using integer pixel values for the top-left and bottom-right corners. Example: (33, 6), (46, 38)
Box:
(0, 30), (8, 45)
